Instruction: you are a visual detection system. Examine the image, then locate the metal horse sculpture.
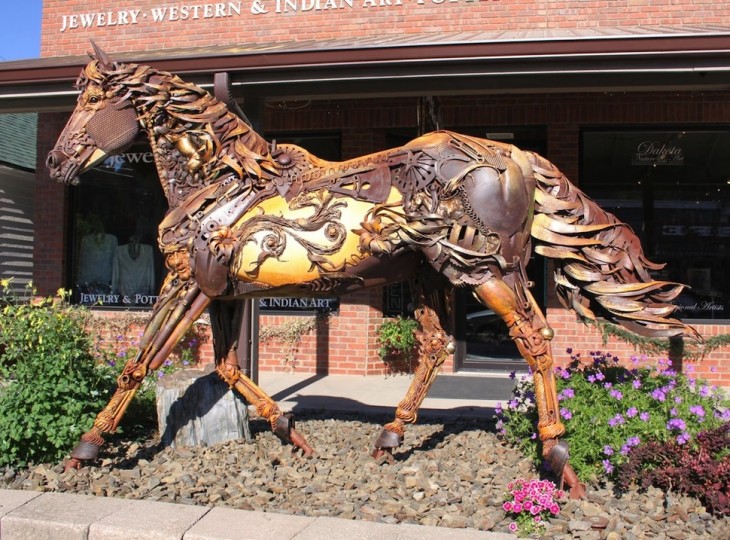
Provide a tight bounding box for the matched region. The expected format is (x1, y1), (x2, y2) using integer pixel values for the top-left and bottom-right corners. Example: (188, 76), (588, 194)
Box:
(47, 45), (699, 498)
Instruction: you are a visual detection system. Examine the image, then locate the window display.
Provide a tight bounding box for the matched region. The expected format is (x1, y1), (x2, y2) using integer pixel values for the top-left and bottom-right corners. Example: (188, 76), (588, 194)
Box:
(581, 128), (730, 320)
(70, 142), (165, 307)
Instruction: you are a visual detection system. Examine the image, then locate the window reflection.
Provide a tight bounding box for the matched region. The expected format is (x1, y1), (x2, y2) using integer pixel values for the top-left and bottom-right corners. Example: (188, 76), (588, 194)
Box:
(581, 129), (730, 320)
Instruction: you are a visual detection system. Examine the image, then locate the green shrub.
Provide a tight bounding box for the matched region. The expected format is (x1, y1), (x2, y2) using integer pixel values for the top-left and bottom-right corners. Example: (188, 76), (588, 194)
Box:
(496, 350), (730, 484)
(0, 284), (115, 468)
(376, 316), (418, 359)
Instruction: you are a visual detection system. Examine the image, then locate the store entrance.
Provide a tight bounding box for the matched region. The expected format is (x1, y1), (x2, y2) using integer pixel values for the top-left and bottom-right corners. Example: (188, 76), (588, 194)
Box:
(453, 255), (545, 372)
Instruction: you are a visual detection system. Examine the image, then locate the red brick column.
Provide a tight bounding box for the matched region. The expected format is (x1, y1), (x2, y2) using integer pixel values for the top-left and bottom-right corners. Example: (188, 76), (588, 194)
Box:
(34, 112), (69, 295)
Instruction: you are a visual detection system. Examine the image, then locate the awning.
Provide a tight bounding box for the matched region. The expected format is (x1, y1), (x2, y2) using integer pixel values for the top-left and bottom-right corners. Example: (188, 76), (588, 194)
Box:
(2, 25), (730, 113)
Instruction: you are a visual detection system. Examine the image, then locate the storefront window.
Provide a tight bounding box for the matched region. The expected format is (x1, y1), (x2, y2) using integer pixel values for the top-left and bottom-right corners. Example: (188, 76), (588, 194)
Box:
(69, 142), (166, 308)
(0, 113), (36, 295)
(581, 128), (730, 320)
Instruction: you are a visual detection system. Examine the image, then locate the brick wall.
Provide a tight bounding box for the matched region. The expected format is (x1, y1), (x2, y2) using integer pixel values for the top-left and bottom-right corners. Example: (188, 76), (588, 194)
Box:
(40, 1), (730, 58)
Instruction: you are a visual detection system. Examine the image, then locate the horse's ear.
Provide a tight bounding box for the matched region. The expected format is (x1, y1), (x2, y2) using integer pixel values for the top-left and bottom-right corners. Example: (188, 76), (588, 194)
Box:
(88, 40), (112, 69)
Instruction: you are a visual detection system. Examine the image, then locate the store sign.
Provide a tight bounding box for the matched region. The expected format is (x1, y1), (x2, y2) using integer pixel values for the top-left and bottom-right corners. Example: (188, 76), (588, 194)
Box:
(631, 140), (684, 166)
(78, 291), (159, 306)
(59, 0), (494, 31)
(259, 297), (339, 313)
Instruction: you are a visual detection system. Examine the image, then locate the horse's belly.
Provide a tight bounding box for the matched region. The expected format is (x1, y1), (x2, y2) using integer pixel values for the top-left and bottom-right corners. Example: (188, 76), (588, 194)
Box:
(230, 189), (402, 288)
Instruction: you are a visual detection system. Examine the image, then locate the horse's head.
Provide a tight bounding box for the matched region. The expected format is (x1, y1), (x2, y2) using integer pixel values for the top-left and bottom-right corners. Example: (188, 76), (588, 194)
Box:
(47, 42), (140, 185)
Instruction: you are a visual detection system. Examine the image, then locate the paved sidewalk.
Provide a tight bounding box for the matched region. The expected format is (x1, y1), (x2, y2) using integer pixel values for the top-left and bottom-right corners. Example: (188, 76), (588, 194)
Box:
(258, 370), (514, 419)
(0, 489), (515, 539)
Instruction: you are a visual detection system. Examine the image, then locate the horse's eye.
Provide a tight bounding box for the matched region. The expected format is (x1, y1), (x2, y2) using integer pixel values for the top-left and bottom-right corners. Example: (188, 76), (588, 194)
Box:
(88, 96), (100, 105)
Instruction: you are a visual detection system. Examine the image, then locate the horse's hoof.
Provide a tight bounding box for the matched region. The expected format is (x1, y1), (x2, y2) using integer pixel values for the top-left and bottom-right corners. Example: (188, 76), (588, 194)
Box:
(370, 448), (395, 464)
(289, 427), (314, 458)
(563, 464), (587, 499)
(64, 457), (83, 471)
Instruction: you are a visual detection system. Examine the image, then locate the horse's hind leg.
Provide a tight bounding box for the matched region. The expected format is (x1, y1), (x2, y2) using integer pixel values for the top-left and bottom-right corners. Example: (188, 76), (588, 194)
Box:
(372, 280), (454, 460)
(67, 280), (210, 469)
(473, 275), (586, 498)
(210, 300), (313, 456)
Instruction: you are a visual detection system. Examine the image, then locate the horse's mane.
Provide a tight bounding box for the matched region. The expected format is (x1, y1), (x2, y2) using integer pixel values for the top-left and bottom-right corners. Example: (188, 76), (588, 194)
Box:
(77, 59), (276, 183)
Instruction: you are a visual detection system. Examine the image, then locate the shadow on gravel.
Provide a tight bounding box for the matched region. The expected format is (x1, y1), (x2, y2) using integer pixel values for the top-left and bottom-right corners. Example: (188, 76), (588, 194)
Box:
(103, 395), (499, 470)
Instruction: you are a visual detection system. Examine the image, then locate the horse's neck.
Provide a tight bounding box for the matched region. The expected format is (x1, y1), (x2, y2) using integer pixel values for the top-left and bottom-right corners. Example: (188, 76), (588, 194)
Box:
(145, 106), (272, 209)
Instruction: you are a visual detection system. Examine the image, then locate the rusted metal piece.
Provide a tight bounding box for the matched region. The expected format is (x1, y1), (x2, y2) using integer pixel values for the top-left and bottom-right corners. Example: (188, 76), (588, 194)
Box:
(47, 46), (700, 494)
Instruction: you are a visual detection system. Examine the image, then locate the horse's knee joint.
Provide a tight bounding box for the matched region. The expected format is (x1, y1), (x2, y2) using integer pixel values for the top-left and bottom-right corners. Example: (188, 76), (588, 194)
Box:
(538, 421), (566, 441)
(215, 363), (239, 387)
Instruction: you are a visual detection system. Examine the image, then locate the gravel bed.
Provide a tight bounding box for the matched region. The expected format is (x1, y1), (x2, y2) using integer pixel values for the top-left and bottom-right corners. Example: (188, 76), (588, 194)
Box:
(3, 412), (728, 539)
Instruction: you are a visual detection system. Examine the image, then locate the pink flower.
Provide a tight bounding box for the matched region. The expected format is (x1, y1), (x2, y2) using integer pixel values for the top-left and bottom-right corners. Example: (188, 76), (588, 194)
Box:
(509, 522), (518, 532)
(512, 503), (523, 513)
(502, 502), (513, 512)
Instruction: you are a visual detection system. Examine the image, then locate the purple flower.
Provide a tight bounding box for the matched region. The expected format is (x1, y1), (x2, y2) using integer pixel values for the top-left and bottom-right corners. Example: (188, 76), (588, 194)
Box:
(627, 436), (640, 447)
(595, 372), (605, 381)
(558, 388), (575, 401)
(604, 382), (613, 390)
(509, 371), (516, 380)
(587, 374), (596, 383)
(651, 389), (666, 402)
(560, 408), (572, 420)
(608, 414), (625, 427)
(566, 348), (573, 354)
(667, 418), (687, 431)
(699, 385), (711, 397)
(509, 399), (519, 409)
(609, 389), (623, 400)
(602, 460), (614, 474)
(603, 445), (614, 456)
(711, 366), (717, 373)
(117, 350), (127, 357)
(626, 407), (638, 418)
(639, 411), (650, 421)
(632, 379), (642, 389)
(677, 432), (691, 445)
(670, 408), (677, 416)
(620, 444), (631, 456)
(674, 396), (682, 404)
(690, 405), (705, 418)
(531, 433), (537, 440)
(495, 402), (503, 415)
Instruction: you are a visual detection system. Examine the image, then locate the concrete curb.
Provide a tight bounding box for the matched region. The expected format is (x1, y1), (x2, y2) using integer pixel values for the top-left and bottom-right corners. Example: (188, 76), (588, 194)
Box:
(0, 489), (516, 540)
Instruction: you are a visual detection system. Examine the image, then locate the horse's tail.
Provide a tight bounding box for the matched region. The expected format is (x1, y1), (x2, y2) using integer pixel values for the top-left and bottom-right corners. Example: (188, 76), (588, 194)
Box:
(527, 151), (701, 341)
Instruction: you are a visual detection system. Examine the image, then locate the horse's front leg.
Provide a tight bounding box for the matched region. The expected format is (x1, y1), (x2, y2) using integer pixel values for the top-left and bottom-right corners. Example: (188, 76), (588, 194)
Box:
(372, 281), (454, 461)
(209, 299), (313, 456)
(66, 280), (210, 469)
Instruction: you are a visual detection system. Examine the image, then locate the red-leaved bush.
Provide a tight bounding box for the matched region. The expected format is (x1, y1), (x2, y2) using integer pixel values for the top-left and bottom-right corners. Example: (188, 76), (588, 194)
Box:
(618, 422), (730, 515)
